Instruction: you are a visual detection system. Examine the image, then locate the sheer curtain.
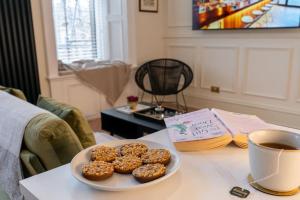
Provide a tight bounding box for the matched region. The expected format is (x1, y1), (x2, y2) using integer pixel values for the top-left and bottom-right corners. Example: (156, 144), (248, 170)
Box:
(52, 0), (107, 64)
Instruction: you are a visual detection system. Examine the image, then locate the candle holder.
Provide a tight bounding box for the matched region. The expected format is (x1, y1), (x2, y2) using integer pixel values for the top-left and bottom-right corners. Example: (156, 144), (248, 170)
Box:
(127, 96), (139, 110)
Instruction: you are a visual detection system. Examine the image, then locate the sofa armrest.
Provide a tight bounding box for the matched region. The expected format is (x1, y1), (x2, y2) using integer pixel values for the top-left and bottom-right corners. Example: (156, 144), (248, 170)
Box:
(20, 150), (46, 177)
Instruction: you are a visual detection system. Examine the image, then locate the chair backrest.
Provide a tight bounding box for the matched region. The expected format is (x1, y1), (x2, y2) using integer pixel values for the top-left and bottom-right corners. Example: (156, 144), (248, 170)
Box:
(135, 59), (193, 95)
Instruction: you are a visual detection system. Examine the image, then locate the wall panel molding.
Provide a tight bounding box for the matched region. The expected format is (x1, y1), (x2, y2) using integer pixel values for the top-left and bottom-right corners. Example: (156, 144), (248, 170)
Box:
(200, 46), (239, 93)
(242, 47), (293, 100)
(184, 89), (300, 116)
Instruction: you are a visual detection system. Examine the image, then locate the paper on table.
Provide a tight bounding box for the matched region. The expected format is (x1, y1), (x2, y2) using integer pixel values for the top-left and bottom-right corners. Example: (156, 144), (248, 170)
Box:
(164, 108), (227, 142)
(211, 108), (272, 136)
(115, 104), (151, 114)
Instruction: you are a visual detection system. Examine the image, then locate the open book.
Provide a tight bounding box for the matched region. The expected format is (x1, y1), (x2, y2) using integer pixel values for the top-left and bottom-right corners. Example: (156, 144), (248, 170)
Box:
(164, 108), (272, 151)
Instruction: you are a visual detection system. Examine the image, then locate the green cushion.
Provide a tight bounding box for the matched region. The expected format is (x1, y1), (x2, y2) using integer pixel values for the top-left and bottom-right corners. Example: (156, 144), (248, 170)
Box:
(37, 96), (96, 148)
(20, 150), (46, 176)
(0, 85), (27, 101)
(24, 113), (83, 170)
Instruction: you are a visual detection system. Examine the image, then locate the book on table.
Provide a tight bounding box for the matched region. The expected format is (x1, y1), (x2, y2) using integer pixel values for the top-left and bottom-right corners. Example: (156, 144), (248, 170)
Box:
(164, 108), (272, 151)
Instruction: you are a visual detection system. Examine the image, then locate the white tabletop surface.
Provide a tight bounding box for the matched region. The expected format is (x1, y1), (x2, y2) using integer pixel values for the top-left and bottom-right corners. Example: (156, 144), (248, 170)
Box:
(20, 129), (300, 200)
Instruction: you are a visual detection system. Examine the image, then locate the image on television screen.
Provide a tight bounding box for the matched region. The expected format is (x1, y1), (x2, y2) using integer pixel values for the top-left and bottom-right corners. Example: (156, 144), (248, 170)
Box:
(192, 0), (300, 30)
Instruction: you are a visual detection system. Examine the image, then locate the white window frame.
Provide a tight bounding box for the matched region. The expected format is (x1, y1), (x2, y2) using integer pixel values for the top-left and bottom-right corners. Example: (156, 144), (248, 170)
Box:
(52, 0), (108, 64)
(34, 0), (136, 79)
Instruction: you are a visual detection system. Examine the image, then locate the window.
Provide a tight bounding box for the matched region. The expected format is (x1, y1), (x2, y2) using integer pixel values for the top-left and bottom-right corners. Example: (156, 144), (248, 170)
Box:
(52, 0), (108, 64)
(278, 0), (300, 7)
(287, 0), (300, 7)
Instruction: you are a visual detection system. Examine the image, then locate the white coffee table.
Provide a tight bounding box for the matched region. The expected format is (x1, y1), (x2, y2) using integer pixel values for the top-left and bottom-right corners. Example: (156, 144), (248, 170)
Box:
(20, 129), (300, 200)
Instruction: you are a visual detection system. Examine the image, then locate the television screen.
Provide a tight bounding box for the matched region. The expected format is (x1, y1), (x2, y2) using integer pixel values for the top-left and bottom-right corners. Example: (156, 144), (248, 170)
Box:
(192, 0), (300, 30)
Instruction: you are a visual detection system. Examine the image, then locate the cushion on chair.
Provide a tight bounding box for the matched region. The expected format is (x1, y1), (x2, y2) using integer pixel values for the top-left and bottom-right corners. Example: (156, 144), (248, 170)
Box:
(37, 96), (96, 148)
(23, 113), (83, 170)
(20, 150), (46, 176)
(0, 85), (27, 101)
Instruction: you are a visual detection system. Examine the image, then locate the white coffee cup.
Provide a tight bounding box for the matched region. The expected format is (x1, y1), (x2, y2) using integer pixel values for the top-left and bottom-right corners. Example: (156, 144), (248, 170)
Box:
(248, 130), (300, 192)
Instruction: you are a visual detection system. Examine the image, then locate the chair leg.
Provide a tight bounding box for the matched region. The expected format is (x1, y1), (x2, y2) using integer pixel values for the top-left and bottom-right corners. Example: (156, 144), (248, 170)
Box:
(175, 94), (180, 111)
(181, 92), (188, 112)
(140, 91), (145, 103)
(154, 95), (160, 106)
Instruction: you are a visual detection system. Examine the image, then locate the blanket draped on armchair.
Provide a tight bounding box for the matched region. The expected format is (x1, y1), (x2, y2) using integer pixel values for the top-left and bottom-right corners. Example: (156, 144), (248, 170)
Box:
(67, 61), (132, 105)
(0, 91), (49, 200)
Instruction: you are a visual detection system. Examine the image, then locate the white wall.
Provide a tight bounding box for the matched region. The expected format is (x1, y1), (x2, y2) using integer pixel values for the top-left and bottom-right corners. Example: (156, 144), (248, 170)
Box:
(31, 0), (51, 97)
(165, 0), (300, 128)
(132, 0), (167, 64)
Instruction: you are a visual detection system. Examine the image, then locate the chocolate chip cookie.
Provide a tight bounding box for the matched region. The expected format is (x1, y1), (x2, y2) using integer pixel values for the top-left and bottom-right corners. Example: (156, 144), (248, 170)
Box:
(82, 161), (114, 181)
(90, 146), (117, 162)
(113, 155), (142, 174)
(120, 143), (148, 157)
(132, 163), (166, 183)
(141, 149), (171, 165)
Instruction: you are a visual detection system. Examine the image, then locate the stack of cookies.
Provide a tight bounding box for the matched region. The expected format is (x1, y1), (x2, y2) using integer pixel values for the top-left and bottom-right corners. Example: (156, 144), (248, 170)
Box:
(81, 143), (171, 183)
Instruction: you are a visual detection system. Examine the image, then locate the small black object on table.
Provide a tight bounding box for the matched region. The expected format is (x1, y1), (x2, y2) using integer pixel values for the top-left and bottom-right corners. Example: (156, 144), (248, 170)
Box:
(101, 105), (167, 139)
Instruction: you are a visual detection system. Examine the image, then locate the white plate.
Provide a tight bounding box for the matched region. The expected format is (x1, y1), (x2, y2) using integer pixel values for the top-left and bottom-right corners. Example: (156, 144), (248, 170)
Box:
(252, 10), (263, 15)
(261, 6), (270, 11)
(265, 4), (273, 7)
(70, 139), (181, 191)
(241, 16), (254, 23)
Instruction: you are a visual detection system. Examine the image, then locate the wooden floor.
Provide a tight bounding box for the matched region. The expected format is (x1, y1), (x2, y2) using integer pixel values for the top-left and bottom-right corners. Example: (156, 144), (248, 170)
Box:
(88, 118), (101, 132)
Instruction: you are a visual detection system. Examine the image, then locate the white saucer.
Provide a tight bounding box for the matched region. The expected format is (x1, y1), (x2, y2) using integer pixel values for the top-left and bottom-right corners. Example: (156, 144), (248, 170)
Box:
(261, 6), (270, 11)
(242, 16), (254, 23)
(252, 10), (263, 15)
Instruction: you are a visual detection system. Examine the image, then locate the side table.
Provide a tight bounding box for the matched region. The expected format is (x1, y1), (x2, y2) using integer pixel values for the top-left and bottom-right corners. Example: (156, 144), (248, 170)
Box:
(101, 107), (166, 138)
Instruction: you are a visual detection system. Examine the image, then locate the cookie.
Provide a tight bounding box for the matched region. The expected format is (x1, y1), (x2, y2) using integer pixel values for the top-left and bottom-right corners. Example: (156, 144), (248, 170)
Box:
(113, 155), (142, 174)
(115, 146), (123, 157)
(132, 163), (166, 183)
(82, 161), (114, 181)
(120, 143), (148, 157)
(141, 149), (171, 165)
(90, 146), (117, 162)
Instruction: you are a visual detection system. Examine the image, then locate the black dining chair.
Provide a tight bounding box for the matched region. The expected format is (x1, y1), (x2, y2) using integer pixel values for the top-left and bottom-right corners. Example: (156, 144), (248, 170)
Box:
(135, 58), (193, 112)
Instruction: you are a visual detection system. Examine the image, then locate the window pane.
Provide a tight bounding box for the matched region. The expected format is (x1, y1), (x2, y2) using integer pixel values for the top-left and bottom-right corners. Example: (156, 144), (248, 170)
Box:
(278, 0), (287, 4)
(288, 0), (300, 6)
(52, 0), (105, 64)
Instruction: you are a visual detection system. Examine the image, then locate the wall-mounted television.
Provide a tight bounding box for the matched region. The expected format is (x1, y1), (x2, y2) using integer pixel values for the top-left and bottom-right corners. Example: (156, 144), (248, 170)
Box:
(192, 0), (300, 30)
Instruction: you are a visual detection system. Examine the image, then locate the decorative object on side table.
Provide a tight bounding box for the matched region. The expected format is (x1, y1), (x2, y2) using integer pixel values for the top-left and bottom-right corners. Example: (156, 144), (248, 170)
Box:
(127, 96), (139, 110)
(139, 0), (158, 13)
